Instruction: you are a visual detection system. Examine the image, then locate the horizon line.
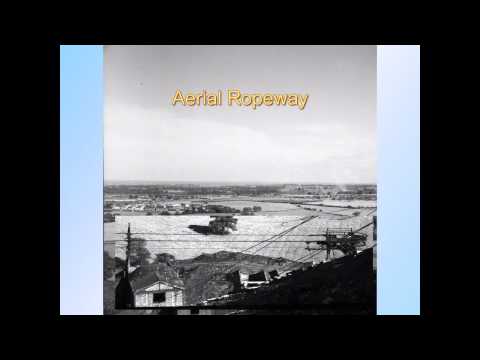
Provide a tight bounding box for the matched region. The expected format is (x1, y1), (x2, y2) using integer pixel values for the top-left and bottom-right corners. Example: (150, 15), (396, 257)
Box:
(104, 180), (377, 185)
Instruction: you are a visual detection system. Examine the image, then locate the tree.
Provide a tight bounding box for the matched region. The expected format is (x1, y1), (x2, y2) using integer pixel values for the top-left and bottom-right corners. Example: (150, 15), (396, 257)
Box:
(115, 256), (125, 270)
(130, 238), (151, 266)
(104, 251), (115, 280)
(155, 253), (176, 266)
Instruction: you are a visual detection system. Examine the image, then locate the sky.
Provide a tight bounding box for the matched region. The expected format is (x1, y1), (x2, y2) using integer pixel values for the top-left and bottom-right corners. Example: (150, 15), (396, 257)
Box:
(104, 45), (376, 184)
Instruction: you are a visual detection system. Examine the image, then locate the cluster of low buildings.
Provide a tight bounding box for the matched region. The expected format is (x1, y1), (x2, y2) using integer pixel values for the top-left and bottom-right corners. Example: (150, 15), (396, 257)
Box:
(107, 201), (203, 214)
(279, 184), (377, 200)
(116, 264), (283, 309)
(332, 191), (377, 201)
(105, 200), (262, 216)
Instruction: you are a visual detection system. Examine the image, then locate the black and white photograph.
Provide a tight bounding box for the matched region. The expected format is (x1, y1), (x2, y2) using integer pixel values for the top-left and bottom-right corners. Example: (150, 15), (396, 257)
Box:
(103, 45), (377, 315)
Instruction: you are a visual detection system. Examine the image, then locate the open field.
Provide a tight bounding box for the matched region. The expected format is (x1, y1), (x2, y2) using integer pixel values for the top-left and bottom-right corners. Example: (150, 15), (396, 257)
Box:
(302, 199), (377, 208)
(104, 208), (376, 263)
(207, 200), (298, 212)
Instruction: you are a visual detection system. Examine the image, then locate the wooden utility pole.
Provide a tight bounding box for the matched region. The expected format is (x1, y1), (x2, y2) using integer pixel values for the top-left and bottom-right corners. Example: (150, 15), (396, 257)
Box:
(115, 223), (135, 309)
(125, 222), (131, 280)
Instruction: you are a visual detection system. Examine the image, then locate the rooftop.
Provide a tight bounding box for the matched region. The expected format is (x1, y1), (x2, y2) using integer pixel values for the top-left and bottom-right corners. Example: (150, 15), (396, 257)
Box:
(129, 264), (184, 292)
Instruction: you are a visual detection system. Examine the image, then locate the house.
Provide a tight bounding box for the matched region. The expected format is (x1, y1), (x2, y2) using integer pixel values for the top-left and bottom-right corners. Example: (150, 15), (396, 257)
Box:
(129, 266), (184, 307)
(245, 270), (269, 288)
(269, 270), (279, 280)
(227, 269), (270, 291)
(226, 270), (249, 292)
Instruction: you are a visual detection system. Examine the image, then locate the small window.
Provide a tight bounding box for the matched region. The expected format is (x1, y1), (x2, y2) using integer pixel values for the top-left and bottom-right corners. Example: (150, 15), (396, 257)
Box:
(153, 292), (166, 303)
